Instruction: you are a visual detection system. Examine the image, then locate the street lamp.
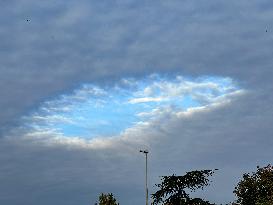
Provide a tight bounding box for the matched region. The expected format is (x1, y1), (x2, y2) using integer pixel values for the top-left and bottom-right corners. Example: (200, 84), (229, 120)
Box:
(140, 149), (149, 205)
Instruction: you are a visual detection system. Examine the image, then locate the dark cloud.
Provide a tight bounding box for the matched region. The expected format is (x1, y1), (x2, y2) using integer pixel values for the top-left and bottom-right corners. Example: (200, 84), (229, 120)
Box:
(1, 1), (272, 127)
(1, 0), (273, 204)
(2, 90), (273, 204)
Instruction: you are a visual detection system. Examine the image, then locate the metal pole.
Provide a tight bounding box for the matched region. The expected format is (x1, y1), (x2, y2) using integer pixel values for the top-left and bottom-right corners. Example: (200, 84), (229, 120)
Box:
(140, 150), (149, 205)
(145, 152), (148, 205)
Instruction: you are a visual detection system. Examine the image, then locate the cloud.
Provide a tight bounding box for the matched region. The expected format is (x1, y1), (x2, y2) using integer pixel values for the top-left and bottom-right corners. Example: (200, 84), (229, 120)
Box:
(1, 0), (273, 204)
(13, 75), (241, 144)
(129, 97), (165, 104)
(2, 88), (273, 204)
(1, 0), (273, 134)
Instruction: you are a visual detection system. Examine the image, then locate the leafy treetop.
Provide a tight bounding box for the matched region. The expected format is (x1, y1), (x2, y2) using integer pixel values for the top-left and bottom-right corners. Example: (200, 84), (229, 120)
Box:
(95, 193), (119, 205)
(152, 169), (217, 205)
(234, 164), (273, 205)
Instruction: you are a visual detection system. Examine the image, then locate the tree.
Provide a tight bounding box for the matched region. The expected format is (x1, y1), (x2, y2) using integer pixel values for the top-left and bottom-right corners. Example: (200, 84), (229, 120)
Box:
(234, 164), (273, 205)
(151, 169), (216, 205)
(96, 193), (119, 205)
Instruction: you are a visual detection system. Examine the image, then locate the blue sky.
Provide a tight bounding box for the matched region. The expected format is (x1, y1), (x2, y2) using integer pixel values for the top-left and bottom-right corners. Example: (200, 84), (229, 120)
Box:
(23, 75), (241, 139)
(1, 1), (273, 205)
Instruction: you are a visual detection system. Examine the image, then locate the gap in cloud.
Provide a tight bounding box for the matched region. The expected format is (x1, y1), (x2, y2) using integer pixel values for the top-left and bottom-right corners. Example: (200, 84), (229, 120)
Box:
(22, 74), (242, 140)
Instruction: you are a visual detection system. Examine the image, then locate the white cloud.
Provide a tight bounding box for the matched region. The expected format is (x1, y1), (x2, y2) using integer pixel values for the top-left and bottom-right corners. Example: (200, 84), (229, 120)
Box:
(15, 75), (243, 145)
(128, 96), (165, 104)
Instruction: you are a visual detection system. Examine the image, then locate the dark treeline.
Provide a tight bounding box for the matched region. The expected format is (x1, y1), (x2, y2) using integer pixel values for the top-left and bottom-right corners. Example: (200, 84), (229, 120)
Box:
(94, 164), (273, 205)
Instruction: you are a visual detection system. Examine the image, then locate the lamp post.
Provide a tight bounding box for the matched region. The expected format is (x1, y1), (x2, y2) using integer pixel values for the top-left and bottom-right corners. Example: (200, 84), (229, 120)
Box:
(140, 149), (149, 205)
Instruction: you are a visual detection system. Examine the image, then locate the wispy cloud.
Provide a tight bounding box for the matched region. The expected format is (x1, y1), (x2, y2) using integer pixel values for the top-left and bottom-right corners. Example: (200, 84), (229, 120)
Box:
(15, 74), (244, 145)
(129, 97), (165, 104)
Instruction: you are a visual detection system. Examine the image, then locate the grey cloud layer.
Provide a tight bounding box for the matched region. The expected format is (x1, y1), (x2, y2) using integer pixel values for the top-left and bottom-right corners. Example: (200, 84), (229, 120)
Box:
(1, 0), (273, 132)
(1, 0), (273, 204)
(1, 90), (273, 204)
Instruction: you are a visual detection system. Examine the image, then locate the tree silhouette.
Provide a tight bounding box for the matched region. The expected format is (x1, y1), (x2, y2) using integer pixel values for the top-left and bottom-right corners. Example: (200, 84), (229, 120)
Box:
(96, 193), (119, 205)
(234, 164), (273, 205)
(151, 169), (216, 205)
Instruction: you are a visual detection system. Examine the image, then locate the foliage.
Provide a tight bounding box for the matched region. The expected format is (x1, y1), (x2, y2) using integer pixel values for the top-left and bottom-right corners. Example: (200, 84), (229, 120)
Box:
(96, 193), (119, 205)
(234, 164), (273, 205)
(151, 169), (216, 205)
(256, 202), (273, 205)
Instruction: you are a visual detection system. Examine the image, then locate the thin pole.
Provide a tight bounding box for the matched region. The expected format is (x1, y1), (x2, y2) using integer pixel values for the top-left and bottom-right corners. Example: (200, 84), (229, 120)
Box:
(140, 150), (149, 205)
(145, 152), (148, 205)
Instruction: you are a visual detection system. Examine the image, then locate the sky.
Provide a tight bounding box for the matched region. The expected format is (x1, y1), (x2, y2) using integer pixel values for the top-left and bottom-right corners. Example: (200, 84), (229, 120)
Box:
(1, 0), (273, 204)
